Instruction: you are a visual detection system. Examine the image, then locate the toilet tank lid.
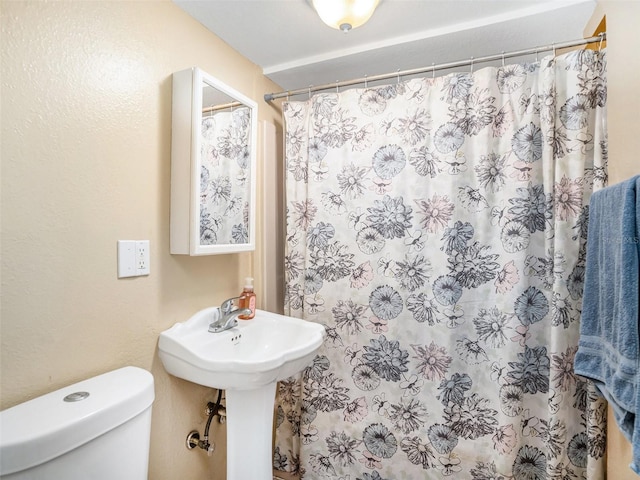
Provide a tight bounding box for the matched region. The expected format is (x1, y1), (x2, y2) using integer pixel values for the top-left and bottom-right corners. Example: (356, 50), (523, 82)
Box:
(0, 366), (155, 476)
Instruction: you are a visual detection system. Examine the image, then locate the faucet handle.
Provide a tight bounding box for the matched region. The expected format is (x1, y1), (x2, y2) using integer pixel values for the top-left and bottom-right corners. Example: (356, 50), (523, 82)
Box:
(221, 296), (241, 313)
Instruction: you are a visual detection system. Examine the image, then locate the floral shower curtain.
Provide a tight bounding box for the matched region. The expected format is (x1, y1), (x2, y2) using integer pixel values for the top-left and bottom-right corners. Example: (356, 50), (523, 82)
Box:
(275, 49), (608, 480)
(200, 107), (251, 245)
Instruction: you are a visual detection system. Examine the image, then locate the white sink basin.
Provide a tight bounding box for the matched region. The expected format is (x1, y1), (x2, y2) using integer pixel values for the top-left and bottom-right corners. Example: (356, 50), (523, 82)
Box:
(158, 307), (325, 390)
(158, 307), (325, 480)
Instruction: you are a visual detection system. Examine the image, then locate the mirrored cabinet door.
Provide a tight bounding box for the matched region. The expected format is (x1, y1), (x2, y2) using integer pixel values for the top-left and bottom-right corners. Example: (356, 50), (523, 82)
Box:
(170, 67), (258, 255)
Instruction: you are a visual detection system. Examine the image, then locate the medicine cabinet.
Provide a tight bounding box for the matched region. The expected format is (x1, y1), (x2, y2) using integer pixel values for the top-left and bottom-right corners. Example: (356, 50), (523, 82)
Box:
(170, 67), (257, 255)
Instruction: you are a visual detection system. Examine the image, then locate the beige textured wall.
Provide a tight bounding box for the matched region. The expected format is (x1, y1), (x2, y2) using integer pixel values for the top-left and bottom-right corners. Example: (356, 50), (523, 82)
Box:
(0, 1), (280, 479)
(594, 1), (640, 478)
(600, 2), (640, 185)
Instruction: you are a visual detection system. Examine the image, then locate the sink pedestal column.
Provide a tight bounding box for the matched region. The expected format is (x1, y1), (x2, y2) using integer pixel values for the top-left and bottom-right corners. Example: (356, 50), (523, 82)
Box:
(225, 382), (277, 480)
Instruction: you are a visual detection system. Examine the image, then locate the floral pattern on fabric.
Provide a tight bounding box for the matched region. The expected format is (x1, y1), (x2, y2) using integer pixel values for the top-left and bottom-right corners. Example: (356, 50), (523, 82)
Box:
(276, 49), (608, 479)
(199, 107), (251, 245)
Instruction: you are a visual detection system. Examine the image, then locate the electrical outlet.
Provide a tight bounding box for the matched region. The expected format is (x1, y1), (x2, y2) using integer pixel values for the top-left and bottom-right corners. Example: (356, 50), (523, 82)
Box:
(118, 240), (150, 278)
(136, 240), (150, 275)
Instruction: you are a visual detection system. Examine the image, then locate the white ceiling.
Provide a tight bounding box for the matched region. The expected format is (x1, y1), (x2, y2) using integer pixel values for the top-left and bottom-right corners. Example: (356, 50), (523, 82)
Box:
(173, 0), (598, 96)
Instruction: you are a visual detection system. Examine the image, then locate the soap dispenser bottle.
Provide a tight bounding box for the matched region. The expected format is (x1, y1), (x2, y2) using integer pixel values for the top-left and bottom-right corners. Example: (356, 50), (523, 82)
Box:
(238, 277), (256, 320)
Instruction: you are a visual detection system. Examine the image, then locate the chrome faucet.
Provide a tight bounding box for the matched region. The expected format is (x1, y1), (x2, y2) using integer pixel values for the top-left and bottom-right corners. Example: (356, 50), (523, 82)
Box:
(208, 296), (251, 333)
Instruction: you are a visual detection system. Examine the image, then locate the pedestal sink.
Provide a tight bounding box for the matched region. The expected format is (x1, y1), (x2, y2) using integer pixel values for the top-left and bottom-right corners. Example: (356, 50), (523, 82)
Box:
(158, 308), (325, 480)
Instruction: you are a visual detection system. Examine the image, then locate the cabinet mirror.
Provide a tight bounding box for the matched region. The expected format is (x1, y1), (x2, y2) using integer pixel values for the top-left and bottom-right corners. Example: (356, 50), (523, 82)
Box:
(170, 67), (257, 255)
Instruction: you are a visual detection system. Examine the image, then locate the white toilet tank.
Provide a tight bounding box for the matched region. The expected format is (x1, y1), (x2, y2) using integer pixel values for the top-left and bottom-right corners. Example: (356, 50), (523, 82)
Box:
(0, 366), (154, 479)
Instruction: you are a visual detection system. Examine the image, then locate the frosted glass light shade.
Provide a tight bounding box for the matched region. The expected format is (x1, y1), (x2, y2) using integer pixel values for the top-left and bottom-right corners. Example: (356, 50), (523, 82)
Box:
(312, 0), (380, 32)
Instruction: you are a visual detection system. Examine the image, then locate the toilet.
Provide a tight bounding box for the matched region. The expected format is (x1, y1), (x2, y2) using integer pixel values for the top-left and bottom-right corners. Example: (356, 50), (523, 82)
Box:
(0, 366), (154, 479)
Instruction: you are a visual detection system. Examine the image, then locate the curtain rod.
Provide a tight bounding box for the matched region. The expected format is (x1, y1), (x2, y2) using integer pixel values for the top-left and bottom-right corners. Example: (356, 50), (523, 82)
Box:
(264, 33), (605, 102)
(203, 100), (244, 114)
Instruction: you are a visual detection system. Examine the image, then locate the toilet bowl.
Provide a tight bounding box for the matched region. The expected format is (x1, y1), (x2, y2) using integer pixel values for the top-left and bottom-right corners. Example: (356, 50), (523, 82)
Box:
(0, 366), (154, 479)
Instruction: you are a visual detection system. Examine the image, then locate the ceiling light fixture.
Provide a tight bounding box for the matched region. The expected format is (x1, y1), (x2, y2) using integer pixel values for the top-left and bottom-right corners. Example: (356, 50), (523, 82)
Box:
(312, 0), (380, 33)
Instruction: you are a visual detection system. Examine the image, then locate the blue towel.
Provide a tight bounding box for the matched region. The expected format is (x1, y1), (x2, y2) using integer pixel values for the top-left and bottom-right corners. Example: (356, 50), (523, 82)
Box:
(574, 174), (640, 473)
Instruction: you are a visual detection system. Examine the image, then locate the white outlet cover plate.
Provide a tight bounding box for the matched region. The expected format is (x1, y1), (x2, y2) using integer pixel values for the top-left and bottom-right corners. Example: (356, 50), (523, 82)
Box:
(118, 240), (150, 278)
(118, 240), (136, 278)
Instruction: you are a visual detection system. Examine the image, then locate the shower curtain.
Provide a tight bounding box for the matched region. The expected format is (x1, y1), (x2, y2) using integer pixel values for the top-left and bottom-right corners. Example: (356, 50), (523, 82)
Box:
(275, 49), (608, 479)
(200, 107), (251, 245)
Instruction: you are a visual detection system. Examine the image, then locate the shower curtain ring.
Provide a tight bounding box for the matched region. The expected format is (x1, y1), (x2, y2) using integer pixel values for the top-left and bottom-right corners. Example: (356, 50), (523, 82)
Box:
(397, 69), (401, 84)
(552, 42), (556, 56)
(470, 56), (474, 73)
(431, 63), (435, 79)
(336, 81), (339, 93)
(308, 86), (312, 100)
(598, 33), (604, 51)
(501, 51), (505, 67)
(535, 48), (539, 62)
(364, 75), (368, 88)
